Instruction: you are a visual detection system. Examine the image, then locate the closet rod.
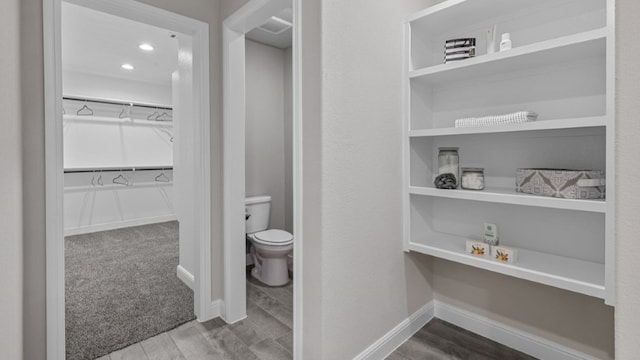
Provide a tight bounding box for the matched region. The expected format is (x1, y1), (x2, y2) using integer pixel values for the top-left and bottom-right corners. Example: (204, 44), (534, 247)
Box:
(64, 166), (173, 174)
(63, 96), (172, 111)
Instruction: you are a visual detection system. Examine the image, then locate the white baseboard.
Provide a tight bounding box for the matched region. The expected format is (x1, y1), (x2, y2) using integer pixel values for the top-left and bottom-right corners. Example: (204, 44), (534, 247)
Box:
(176, 265), (195, 290)
(198, 299), (222, 322)
(353, 301), (435, 360)
(354, 299), (598, 360)
(434, 300), (599, 360)
(64, 215), (177, 236)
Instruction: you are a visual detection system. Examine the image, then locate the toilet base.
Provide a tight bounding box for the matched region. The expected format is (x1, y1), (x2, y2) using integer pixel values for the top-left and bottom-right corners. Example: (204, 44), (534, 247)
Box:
(251, 246), (291, 286)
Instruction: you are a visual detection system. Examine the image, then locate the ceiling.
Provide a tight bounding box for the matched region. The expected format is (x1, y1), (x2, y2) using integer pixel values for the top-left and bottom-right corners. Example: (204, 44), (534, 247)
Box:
(62, 2), (178, 85)
(61, 3), (291, 85)
(246, 8), (293, 49)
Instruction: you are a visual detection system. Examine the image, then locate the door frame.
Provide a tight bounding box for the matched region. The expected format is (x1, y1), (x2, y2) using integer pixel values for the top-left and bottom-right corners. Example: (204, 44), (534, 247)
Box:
(43, 0), (212, 358)
(222, 0), (303, 356)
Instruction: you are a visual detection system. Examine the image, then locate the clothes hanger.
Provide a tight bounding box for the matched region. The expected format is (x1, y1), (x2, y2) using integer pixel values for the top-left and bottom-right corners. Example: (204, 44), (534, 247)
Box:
(155, 111), (172, 121)
(77, 102), (94, 116)
(113, 171), (129, 186)
(155, 170), (170, 182)
(147, 108), (160, 120)
(119, 104), (131, 119)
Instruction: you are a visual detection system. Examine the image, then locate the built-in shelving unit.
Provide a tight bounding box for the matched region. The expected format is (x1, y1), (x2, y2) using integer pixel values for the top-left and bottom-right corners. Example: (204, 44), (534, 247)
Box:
(403, 0), (615, 304)
(408, 117), (606, 137)
(410, 29), (606, 85)
(409, 186), (606, 213)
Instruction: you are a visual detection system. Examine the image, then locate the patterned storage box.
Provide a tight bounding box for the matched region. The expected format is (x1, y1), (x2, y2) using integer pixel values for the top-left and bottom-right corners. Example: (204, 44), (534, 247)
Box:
(516, 168), (605, 199)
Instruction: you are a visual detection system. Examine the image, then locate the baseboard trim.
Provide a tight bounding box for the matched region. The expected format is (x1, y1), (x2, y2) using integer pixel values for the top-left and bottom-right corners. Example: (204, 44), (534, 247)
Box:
(64, 215), (177, 236)
(353, 301), (435, 360)
(196, 299), (223, 322)
(176, 265), (195, 290)
(207, 299), (222, 320)
(434, 300), (599, 360)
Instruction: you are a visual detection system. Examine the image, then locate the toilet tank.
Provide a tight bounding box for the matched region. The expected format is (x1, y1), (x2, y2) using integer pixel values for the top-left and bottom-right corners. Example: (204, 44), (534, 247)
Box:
(245, 195), (271, 234)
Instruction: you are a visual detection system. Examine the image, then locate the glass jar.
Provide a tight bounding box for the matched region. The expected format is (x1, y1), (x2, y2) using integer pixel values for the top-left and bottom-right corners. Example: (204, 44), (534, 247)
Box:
(461, 167), (485, 190)
(437, 147), (460, 187)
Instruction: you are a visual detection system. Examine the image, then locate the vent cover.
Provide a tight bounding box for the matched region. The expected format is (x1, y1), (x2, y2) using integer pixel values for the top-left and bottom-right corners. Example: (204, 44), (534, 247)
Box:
(257, 16), (292, 35)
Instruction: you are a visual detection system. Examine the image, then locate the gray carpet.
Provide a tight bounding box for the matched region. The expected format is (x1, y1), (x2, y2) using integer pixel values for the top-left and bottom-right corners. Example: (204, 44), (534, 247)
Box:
(65, 221), (195, 360)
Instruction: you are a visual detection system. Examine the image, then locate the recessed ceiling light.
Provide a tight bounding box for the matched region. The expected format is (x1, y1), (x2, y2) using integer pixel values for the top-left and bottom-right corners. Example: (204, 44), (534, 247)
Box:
(121, 63), (134, 70)
(139, 43), (154, 51)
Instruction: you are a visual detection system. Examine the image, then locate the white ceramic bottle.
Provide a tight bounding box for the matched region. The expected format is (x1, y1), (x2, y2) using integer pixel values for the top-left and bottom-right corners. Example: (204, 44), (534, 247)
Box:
(486, 25), (497, 54)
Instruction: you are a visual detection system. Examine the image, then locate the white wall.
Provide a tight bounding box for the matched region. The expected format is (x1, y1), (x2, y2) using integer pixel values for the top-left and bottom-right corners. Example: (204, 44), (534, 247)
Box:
(433, 260), (614, 359)
(305, 1), (436, 358)
(62, 107), (174, 169)
(0, 0), (23, 358)
(173, 34), (197, 283)
(615, 0), (640, 357)
(245, 39), (289, 230)
(64, 70), (172, 106)
(63, 170), (175, 235)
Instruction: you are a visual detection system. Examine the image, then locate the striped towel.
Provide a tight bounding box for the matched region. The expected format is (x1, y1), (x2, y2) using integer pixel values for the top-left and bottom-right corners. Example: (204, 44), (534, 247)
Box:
(454, 111), (538, 128)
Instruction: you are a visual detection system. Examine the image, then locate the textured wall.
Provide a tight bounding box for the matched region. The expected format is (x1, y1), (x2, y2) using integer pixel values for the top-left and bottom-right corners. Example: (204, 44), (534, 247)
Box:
(317, 1), (436, 358)
(21, 0), (47, 358)
(0, 0), (23, 358)
(615, 0), (640, 357)
(298, 0), (324, 356)
(433, 260), (614, 359)
(63, 70), (173, 106)
(245, 39), (287, 230)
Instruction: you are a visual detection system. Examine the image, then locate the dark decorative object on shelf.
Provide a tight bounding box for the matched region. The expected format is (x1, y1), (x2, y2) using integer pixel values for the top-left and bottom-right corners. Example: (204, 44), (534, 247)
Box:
(435, 173), (457, 189)
(444, 38), (476, 63)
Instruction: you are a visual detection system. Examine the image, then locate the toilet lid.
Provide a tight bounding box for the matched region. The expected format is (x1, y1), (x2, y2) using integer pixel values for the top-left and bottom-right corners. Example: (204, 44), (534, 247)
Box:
(254, 229), (293, 244)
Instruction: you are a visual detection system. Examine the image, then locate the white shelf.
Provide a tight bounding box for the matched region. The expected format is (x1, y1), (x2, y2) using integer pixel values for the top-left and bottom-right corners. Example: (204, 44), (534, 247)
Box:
(409, 29), (606, 85)
(409, 186), (606, 213)
(408, 231), (605, 299)
(63, 114), (173, 127)
(409, 117), (606, 137)
(406, 0), (594, 35)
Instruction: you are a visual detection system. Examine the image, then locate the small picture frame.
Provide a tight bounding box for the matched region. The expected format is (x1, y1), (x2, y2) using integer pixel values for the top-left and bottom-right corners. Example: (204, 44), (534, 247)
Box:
(466, 240), (490, 257)
(491, 245), (518, 263)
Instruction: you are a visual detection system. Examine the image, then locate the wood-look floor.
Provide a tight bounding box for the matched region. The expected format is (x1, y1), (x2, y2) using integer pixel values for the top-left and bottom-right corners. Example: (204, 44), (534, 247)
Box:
(99, 270), (535, 360)
(98, 269), (293, 360)
(387, 318), (538, 360)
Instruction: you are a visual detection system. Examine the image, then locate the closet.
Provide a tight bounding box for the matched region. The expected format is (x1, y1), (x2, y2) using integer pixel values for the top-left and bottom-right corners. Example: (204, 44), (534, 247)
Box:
(63, 97), (175, 235)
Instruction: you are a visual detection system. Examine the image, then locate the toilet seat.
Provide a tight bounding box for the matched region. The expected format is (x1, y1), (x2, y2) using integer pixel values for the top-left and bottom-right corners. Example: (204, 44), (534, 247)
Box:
(253, 229), (293, 245)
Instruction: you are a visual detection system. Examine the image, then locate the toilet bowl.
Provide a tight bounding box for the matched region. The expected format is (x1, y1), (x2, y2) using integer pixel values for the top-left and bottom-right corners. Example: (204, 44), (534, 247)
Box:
(247, 229), (293, 286)
(246, 196), (294, 286)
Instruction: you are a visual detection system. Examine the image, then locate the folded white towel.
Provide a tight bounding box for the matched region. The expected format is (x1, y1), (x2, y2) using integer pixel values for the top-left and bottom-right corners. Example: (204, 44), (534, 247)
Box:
(454, 111), (538, 128)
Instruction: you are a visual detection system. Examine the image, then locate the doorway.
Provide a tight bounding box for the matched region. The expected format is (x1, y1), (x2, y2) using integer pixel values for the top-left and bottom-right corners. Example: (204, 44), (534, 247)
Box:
(223, 0), (302, 357)
(43, 0), (212, 358)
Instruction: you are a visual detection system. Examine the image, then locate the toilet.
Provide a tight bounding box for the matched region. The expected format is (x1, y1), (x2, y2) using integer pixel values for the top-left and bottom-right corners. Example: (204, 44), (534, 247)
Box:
(245, 195), (293, 286)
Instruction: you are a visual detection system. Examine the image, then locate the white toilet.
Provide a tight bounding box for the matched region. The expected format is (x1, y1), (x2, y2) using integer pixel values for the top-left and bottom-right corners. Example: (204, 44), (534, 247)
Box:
(245, 195), (293, 286)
